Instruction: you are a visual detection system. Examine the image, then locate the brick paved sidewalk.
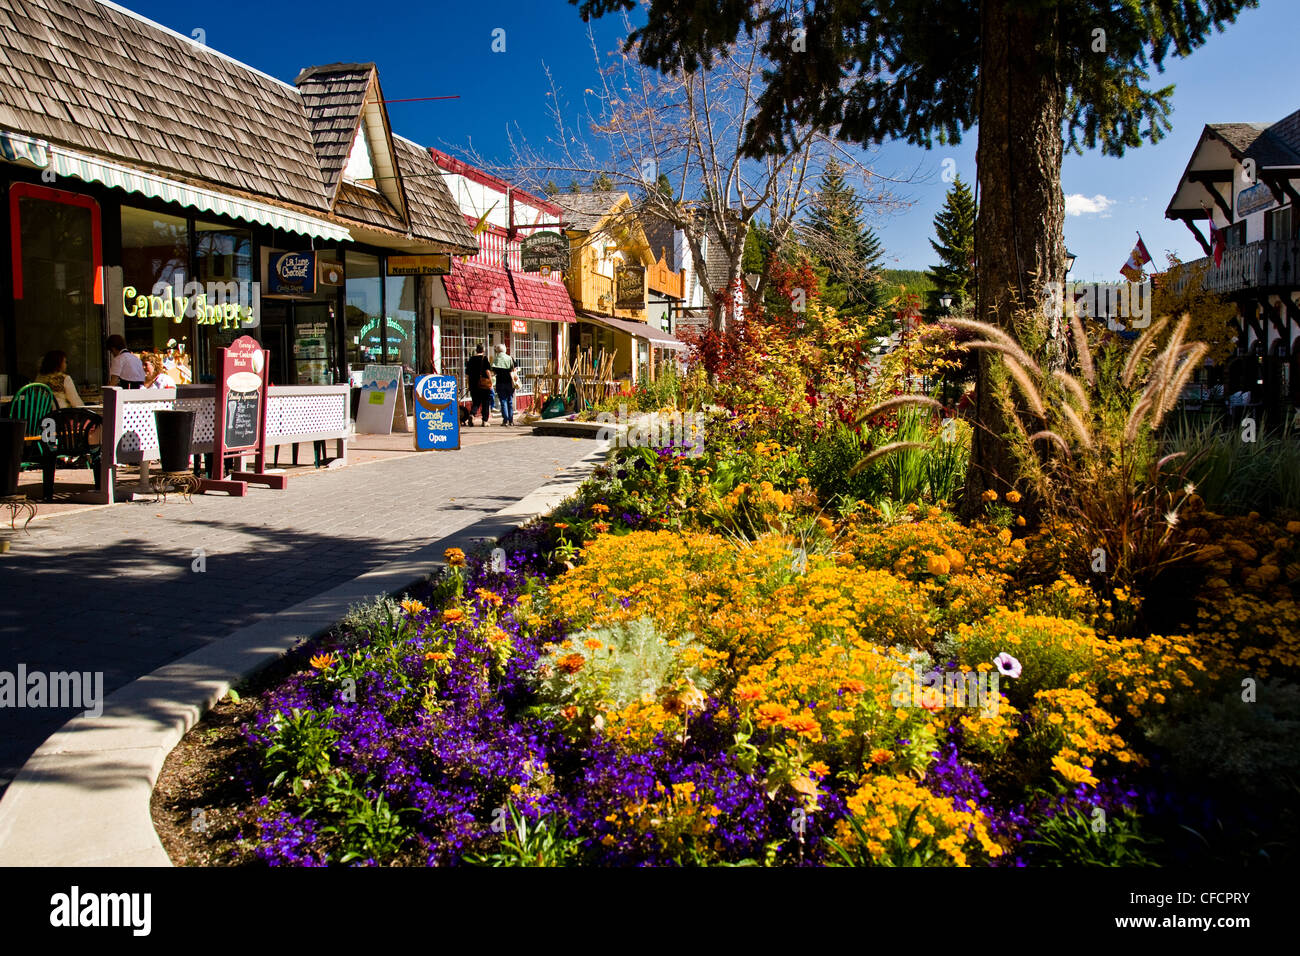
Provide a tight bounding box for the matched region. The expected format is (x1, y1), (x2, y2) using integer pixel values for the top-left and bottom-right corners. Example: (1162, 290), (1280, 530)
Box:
(0, 432), (596, 786)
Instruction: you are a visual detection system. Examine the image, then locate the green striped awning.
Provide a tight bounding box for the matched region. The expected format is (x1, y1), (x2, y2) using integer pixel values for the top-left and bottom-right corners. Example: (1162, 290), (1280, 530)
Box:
(1, 131), (352, 243)
(0, 130), (50, 168)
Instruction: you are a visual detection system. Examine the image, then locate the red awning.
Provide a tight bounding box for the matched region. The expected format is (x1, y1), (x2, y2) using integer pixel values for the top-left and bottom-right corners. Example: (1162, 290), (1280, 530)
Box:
(441, 262), (576, 323)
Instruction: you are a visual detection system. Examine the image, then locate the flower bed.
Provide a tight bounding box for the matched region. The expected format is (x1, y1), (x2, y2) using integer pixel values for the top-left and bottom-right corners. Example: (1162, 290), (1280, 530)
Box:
(159, 405), (1300, 867)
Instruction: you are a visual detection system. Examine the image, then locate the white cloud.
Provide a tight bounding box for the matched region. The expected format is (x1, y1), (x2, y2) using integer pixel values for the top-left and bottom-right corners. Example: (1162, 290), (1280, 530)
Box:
(1065, 193), (1116, 217)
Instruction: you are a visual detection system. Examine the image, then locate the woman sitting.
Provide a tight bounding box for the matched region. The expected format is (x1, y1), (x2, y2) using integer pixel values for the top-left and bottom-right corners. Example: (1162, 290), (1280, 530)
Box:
(142, 353), (177, 389)
(34, 350), (85, 409)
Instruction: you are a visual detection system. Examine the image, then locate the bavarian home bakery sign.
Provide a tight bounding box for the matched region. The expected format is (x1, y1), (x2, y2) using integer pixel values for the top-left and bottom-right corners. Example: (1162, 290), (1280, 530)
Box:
(520, 230), (570, 273)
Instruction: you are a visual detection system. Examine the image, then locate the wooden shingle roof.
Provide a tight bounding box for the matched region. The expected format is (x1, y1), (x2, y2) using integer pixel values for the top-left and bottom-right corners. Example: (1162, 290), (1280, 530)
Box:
(0, 0), (477, 252)
(554, 190), (629, 230)
(393, 135), (477, 250)
(0, 0), (330, 210)
(295, 63), (374, 199)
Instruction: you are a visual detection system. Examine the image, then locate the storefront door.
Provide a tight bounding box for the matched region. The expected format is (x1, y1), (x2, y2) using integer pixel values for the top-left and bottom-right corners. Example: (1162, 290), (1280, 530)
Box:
(258, 302), (292, 386)
(260, 300), (336, 386)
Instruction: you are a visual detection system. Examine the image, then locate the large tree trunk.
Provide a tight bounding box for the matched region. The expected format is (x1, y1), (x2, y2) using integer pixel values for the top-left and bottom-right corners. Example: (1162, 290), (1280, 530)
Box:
(963, 0), (1067, 513)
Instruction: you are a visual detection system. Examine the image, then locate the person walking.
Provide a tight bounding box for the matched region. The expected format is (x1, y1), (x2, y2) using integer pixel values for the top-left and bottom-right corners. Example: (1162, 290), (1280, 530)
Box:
(491, 343), (518, 426)
(465, 344), (493, 427)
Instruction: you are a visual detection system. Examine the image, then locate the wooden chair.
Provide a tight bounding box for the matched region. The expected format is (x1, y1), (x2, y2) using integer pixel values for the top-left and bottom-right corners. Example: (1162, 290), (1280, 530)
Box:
(8, 383), (56, 468)
(41, 408), (102, 501)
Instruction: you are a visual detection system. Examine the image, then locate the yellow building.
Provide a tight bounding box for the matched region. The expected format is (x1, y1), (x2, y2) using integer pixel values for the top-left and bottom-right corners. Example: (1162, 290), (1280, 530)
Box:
(553, 191), (685, 384)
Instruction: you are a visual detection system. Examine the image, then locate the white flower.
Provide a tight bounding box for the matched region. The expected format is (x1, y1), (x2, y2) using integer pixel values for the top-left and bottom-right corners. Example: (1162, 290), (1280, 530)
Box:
(994, 652), (1022, 679)
(1164, 510), (1180, 527)
(1184, 482), (1197, 496)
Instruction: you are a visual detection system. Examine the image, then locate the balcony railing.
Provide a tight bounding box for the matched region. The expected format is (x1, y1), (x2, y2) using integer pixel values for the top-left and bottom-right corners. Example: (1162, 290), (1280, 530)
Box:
(1165, 239), (1300, 296)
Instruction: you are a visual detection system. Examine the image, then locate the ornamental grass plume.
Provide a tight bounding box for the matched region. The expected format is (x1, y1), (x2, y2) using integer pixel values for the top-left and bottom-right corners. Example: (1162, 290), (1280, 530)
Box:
(951, 312), (1211, 596)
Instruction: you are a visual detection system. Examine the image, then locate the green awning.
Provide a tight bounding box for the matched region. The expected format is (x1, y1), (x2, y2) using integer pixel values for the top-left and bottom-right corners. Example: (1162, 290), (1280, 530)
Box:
(1, 130), (352, 243)
(0, 130), (49, 168)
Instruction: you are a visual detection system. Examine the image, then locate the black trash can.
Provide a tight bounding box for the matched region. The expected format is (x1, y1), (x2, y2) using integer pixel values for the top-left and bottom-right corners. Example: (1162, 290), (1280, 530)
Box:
(0, 417), (24, 496)
(154, 409), (195, 473)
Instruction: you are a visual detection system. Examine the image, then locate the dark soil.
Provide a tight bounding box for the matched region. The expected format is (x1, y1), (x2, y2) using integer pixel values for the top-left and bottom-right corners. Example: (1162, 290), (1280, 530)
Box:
(150, 639), (318, 866)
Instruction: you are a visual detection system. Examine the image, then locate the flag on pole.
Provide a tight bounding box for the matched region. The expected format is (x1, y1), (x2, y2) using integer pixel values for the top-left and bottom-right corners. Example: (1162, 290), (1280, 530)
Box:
(1203, 206), (1225, 267)
(1119, 233), (1153, 282)
(471, 200), (499, 237)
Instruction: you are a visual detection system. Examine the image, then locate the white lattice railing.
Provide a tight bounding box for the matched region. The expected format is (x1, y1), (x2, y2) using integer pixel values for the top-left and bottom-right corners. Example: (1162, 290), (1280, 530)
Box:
(98, 384), (350, 503)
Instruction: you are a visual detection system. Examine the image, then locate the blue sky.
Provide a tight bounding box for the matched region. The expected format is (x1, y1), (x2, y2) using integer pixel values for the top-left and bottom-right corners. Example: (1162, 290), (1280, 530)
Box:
(121, 0), (1292, 277)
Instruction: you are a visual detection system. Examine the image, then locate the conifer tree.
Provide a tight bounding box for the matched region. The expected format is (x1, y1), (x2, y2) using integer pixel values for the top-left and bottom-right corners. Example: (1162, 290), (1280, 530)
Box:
(923, 175), (976, 320)
(803, 158), (884, 314)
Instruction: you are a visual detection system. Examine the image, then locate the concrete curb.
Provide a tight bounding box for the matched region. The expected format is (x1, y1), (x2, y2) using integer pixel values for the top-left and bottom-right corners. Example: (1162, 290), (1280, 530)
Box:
(0, 440), (610, 866)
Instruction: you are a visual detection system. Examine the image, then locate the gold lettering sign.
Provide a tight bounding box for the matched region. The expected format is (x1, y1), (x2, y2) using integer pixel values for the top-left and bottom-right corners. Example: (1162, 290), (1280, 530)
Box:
(387, 254), (452, 276)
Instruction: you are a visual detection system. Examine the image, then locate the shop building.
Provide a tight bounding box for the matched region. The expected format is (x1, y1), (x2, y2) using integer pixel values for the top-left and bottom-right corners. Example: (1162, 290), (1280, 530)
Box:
(0, 0), (476, 402)
(1165, 108), (1300, 415)
(426, 149), (575, 410)
(552, 191), (686, 383)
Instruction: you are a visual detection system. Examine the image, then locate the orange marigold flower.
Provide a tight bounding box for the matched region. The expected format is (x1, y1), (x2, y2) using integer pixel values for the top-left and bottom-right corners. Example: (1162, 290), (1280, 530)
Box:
(561, 705), (579, 720)
(557, 653), (586, 675)
(735, 685), (763, 704)
(310, 651), (338, 670)
(443, 547), (466, 567)
(400, 598), (427, 616)
(425, 651), (448, 662)
(486, 627), (509, 644)
(997, 528), (1013, 546)
(1005, 490), (1022, 504)
(755, 702), (792, 726)
(554, 522), (571, 530)
(584, 638), (603, 650)
(784, 714), (821, 737)
(591, 503), (610, 514)
(474, 587), (504, 607)
(442, 608), (465, 624)
(593, 521), (611, 533)
(926, 553), (952, 576)
(982, 489), (998, 502)
(870, 748), (893, 765)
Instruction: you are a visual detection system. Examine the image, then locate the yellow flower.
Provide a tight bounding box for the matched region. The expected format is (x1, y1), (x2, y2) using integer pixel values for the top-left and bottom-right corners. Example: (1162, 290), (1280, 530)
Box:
(442, 608), (465, 624)
(310, 651), (338, 670)
(443, 547), (466, 567)
(400, 598), (427, 616)
(1005, 490), (1022, 504)
(926, 553), (952, 576)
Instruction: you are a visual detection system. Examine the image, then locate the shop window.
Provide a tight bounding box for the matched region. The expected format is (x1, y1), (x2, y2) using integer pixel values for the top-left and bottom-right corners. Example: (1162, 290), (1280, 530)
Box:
(10, 184), (103, 390)
(120, 206), (189, 354)
(345, 251), (382, 382)
(194, 219), (253, 382)
(385, 274), (417, 376)
(1267, 206), (1293, 241)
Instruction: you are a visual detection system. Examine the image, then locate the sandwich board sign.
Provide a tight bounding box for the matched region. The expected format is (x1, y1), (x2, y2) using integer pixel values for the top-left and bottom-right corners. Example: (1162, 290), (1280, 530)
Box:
(200, 334), (287, 496)
(413, 375), (460, 450)
(355, 364), (408, 434)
